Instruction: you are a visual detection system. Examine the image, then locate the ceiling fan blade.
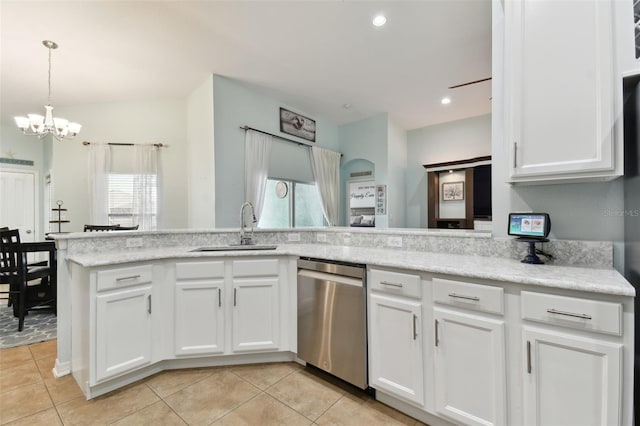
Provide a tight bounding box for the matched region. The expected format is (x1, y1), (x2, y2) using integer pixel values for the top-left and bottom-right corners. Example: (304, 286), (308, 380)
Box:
(448, 77), (492, 89)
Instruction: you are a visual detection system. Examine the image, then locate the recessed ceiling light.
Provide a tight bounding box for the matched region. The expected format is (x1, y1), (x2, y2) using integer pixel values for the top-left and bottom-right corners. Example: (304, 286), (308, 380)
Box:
(372, 14), (387, 27)
(342, 103), (352, 109)
(441, 97), (451, 105)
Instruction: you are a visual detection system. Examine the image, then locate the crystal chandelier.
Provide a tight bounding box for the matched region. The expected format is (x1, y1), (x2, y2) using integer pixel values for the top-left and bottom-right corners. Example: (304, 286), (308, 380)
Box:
(14, 40), (81, 140)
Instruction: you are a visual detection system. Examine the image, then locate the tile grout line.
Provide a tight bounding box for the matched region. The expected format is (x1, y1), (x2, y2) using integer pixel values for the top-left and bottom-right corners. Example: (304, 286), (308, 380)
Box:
(32, 342), (65, 426)
(145, 382), (191, 426)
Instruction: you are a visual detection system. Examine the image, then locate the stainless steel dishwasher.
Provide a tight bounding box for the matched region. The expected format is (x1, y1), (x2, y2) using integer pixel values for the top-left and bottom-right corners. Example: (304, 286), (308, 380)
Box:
(297, 257), (367, 389)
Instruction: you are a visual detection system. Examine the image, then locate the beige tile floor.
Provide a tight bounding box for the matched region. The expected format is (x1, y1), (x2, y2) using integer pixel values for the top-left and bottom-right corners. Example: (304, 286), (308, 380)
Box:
(0, 340), (427, 425)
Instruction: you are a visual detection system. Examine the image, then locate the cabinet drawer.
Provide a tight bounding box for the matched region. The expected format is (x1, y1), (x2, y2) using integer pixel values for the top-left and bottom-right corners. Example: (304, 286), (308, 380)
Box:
(232, 259), (279, 277)
(176, 261), (224, 280)
(369, 268), (421, 299)
(433, 278), (504, 315)
(96, 264), (152, 292)
(521, 291), (622, 336)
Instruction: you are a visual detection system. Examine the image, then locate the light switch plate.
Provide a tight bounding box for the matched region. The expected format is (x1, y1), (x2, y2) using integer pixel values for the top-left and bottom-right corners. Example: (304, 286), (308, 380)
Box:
(287, 233), (301, 242)
(126, 238), (144, 248)
(387, 236), (403, 247)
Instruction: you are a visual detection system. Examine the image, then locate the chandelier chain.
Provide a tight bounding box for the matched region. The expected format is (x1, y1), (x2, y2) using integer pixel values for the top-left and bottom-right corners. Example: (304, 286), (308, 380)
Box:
(47, 44), (52, 105)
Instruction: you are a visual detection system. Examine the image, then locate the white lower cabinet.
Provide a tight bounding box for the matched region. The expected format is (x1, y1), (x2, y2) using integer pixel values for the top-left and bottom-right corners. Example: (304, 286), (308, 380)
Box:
(95, 285), (153, 382)
(433, 307), (506, 426)
(368, 268), (425, 406)
(523, 327), (622, 426)
(232, 259), (280, 352)
(173, 258), (281, 357)
(369, 290), (424, 406)
(174, 261), (225, 356)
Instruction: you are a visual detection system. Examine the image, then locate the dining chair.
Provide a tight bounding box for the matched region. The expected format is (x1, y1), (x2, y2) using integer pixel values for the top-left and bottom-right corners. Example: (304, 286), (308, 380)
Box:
(0, 229), (57, 331)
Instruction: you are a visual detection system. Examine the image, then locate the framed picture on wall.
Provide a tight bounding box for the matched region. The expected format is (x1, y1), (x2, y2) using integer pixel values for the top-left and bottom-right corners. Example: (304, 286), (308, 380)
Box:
(280, 107), (316, 142)
(442, 181), (464, 201)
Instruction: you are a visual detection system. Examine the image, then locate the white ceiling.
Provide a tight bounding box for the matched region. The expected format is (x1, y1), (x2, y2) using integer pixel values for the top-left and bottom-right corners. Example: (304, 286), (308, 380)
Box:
(0, 0), (492, 131)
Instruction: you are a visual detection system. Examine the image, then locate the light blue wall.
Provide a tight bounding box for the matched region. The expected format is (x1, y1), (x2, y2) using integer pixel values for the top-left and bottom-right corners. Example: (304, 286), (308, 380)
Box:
(213, 75), (339, 228)
(406, 114), (492, 228)
(388, 117), (407, 228)
(338, 113), (390, 226)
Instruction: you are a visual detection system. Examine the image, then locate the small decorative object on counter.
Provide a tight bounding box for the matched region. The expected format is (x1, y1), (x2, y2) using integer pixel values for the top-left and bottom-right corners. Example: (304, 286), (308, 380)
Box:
(50, 200), (69, 233)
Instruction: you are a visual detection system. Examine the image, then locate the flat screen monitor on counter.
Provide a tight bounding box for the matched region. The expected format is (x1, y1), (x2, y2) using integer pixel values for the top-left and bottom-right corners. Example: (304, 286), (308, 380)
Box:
(508, 213), (551, 239)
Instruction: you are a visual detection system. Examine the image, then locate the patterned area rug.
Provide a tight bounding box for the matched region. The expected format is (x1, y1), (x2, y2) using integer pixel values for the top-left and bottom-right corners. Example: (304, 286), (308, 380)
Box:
(0, 304), (57, 349)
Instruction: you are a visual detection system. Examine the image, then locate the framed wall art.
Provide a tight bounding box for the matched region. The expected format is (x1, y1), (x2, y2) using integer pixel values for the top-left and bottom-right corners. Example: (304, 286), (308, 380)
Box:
(280, 107), (316, 142)
(442, 181), (464, 201)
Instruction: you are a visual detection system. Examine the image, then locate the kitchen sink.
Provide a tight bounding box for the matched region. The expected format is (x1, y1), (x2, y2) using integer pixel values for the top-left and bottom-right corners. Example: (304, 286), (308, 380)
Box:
(191, 244), (277, 252)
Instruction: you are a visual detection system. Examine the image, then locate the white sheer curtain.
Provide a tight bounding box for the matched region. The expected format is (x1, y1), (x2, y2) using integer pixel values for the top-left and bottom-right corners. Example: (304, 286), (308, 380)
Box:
(88, 143), (111, 224)
(133, 144), (158, 231)
(245, 130), (272, 222)
(310, 146), (341, 226)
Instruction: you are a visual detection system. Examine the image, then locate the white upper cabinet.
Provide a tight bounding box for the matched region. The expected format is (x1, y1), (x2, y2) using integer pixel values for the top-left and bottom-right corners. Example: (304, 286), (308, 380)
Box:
(504, 0), (622, 183)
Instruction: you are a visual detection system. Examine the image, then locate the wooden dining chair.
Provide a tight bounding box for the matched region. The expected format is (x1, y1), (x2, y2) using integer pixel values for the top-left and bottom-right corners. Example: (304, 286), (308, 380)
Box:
(0, 229), (57, 331)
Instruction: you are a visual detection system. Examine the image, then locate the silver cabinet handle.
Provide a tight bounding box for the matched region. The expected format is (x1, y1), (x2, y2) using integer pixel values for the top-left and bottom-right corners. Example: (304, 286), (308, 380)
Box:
(380, 281), (403, 288)
(526, 340), (531, 374)
(434, 319), (439, 347)
(513, 142), (518, 168)
(412, 314), (417, 340)
(147, 294), (152, 314)
(218, 288), (222, 308)
(116, 275), (140, 282)
(448, 293), (480, 302)
(547, 309), (592, 320)
(233, 288), (237, 307)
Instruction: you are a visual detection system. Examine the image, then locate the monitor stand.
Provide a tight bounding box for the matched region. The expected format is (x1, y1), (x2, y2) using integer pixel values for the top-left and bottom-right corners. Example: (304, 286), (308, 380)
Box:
(517, 238), (549, 264)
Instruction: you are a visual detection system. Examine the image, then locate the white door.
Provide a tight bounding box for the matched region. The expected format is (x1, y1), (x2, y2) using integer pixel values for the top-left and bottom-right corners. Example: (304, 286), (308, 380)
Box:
(523, 326), (622, 426)
(369, 293), (424, 405)
(94, 285), (152, 383)
(175, 280), (225, 356)
(0, 169), (38, 241)
(433, 307), (506, 426)
(232, 277), (279, 352)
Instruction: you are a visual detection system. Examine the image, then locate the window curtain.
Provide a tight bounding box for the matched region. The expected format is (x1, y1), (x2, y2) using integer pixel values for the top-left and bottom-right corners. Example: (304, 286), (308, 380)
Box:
(245, 130), (272, 222)
(310, 146), (341, 226)
(88, 143), (111, 225)
(133, 144), (158, 231)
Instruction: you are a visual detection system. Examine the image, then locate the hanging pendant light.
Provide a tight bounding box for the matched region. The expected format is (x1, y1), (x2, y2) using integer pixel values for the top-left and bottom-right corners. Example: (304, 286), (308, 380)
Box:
(14, 40), (81, 141)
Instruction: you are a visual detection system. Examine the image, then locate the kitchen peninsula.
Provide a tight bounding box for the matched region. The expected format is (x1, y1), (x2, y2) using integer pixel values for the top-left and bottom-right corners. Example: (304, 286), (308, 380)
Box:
(52, 228), (635, 426)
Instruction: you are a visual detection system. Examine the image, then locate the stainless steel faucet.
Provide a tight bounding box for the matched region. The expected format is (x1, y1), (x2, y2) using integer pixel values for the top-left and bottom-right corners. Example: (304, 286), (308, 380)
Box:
(239, 201), (257, 245)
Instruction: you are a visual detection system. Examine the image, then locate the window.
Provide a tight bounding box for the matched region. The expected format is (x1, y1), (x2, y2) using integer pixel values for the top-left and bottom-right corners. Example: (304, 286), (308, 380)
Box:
(108, 173), (157, 229)
(259, 178), (325, 228)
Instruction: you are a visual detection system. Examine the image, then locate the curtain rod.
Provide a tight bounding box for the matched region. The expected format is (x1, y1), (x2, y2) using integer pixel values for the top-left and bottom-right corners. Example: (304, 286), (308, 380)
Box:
(82, 141), (166, 148)
(239, 125), (312, 147)
(239, 125), (342, 156)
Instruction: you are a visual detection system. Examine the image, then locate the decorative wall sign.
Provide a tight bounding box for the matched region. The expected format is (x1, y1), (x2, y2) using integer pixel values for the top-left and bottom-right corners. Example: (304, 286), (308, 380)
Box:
(376, 185), (387, 214)
(349, 181), (376, 208)
(280, 107), (316, 142)
(442, 181), (465, 201)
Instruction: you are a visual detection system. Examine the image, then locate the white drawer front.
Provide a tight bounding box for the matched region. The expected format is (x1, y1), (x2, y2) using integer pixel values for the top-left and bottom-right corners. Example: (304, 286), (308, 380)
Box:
(232, 259), (279, 277)
(369, 268), (421, 299)
(176, 261), (224, 280)
(433, 278), (504, 315)
(97, 264), (153, 292)
(521, 291), (622, 336)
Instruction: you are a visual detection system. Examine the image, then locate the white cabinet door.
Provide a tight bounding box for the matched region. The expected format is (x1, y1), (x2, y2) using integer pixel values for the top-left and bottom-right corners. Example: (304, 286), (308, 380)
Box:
(433, 307), (506, 426)
(523, 327), (622, 426)
(369, 293), (424, 405)
(175, 280), (224, 356)
(95, 285), (152, 382)
(232, 277), (279, 352)
(505, 0), (619, 182)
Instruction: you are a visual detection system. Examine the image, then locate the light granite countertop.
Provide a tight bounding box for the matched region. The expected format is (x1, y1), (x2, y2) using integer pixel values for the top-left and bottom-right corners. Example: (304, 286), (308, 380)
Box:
(67, 244), (635, 297)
